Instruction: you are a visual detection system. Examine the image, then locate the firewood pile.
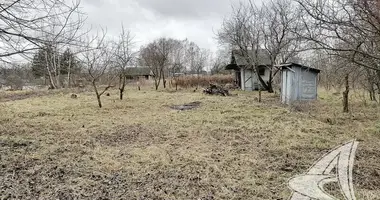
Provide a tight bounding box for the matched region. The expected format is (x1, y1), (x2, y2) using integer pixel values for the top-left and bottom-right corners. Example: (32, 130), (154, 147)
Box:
(203, 84), (230, 96)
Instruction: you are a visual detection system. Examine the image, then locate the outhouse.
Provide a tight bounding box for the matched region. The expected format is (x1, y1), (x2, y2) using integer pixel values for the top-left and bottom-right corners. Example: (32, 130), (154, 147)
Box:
(280, 63), (321, 104)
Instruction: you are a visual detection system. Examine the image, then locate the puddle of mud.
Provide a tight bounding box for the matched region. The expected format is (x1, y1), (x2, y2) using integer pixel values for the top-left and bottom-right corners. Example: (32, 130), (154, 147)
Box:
(169, 101), (201, 111)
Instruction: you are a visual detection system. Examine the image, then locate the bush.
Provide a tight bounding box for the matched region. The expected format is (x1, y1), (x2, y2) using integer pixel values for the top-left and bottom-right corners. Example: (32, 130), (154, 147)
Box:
(171, 75), (234, 88)
(5, 75), (24, 90)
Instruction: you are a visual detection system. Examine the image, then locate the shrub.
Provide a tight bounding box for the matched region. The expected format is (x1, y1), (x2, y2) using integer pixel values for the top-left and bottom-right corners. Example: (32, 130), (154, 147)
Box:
(5, 74), (24, 90)
(171, 75), (234, 88)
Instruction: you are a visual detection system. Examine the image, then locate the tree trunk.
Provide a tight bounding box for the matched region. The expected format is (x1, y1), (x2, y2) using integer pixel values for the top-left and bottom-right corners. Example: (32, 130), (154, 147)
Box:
(258, 89), (262, 102)
(154, 71), (162, 90)
(45, 52), (57, 89)
(255, 66), (271, 92)
(154, 76), (160, 90)
(52, 50), (61, 89)
(119, 74), (126, 100)
(92, 81), (102, 108)
(67, 57), (71, 88)
(369, 80), (376, 102)
(56, 53), (61, 88)
(376, 71), (380, 102)
(267, 80), (273, 93)
(119, 88), (124, 100)
(267, 70), (274, 93)
(163, 75), (166, 89)
(96, 94), (102, 108)
(161, 68), (166, 89)
(343, 74), (349, 113)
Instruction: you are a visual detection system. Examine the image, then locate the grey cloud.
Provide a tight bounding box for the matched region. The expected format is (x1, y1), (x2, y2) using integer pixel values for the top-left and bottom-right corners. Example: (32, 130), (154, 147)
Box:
(134, 0), (233, 19)
(80, 0), (246, 50)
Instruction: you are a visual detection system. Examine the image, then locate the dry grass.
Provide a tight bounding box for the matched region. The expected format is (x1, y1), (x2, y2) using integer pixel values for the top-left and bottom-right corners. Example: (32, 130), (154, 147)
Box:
(0, 87), (379, 199)
(172, 75), (234, 88)
(0, 88), (86, 102)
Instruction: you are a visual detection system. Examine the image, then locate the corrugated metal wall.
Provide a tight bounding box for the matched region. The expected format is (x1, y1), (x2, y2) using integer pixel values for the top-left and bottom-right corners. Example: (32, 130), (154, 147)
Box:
(281, 66), (318, 104)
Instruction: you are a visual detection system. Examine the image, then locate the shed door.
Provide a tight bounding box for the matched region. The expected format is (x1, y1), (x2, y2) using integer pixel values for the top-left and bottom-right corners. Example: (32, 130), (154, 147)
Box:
(281, 70), (287, 103)
(282, 70), (294, 104)
(243, 69), (253, 91)
(300, 70), (317, 100)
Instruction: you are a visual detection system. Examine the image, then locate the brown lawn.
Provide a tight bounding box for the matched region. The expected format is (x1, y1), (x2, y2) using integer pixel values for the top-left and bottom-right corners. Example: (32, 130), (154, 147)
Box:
(1, 87), (379, 199)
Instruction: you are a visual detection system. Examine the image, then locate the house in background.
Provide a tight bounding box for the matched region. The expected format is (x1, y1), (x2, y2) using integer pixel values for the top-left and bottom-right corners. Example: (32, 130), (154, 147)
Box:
(280, 63), (321, 104)
(225, 49), (272, 91)
(125, 67), (154, 80)
(184, 70), (208, 77)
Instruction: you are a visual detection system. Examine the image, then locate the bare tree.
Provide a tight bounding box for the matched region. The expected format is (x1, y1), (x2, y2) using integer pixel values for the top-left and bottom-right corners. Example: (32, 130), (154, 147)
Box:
(113, 24), (137, 100)
(210, 49), (229, 75)
(167, 39), (188, 90)
(295, 0), (380, 71)
(217, 1), (270, 91)
(0, 0), (86, 62)
(80, 30), (115, 108)
(295, 0), (380, 109)
(343, 74), (350, 112)
(167, 39), (187, 75)
(261, 0), (303, 91)
(188, 46), (209, 76)
(140, 38), (173, 90)
(193, 48), (209, 90)
(218, 0), (301, 93)
(1, 0), (86, 89)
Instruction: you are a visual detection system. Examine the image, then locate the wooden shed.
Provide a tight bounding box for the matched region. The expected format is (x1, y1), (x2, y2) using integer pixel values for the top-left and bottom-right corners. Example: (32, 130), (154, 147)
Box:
(225, 49), (271, 91)
(125, 67), (154, 80)
(280, 63), (321, 104)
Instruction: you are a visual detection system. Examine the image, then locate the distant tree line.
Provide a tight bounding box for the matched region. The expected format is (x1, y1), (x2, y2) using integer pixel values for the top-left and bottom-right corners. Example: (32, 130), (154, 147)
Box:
(31, 47), (82, 88)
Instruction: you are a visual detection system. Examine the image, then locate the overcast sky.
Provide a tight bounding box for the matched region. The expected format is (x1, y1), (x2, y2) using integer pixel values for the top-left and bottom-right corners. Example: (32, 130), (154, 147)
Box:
(81, 0), (243, 52)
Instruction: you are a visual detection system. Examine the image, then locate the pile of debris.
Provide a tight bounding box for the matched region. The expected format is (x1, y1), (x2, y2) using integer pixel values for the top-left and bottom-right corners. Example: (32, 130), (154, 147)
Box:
(203, 84), (230, 96)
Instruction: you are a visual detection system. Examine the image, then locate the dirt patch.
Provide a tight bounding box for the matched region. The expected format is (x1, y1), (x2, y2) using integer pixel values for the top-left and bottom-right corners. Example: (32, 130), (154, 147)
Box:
(96, 124), (157, 146)
(170, 101), (201, 111)
(0, 90), (48, 102)
(0, 89), (85, 102)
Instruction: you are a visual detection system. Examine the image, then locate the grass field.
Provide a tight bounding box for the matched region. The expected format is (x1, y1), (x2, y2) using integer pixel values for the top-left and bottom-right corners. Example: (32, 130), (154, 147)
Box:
(1, 87), (379, 199)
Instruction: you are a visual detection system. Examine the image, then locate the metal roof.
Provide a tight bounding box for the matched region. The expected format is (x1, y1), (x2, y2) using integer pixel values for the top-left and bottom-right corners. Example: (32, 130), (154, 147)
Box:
(232, 49), (271, 66)
(226, 49), (271, 70)
(277, 63), (321, 73)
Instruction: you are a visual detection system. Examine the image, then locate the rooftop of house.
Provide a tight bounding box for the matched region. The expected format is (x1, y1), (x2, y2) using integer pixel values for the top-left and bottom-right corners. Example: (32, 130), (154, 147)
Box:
(226, 49), (271, 70)
(125, 67), (153, 76)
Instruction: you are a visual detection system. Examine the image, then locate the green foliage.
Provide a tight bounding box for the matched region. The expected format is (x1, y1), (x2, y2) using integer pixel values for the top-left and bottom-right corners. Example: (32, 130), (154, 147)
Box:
(61, 48), (81, 75)
(31, 49), (48, 78)
(31, 47), (81, 78)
